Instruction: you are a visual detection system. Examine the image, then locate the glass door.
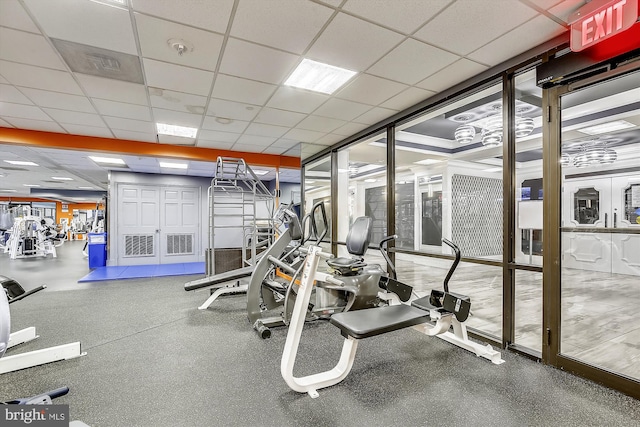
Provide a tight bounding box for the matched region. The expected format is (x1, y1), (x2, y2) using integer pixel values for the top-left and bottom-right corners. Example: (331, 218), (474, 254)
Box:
(553, 67), (640, 393)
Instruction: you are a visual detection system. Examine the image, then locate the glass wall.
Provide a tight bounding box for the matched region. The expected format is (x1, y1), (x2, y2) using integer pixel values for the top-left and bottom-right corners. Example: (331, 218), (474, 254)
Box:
(392, 81), (504, 339)
(302, 155), (331, 249)
(513, 69), (544, 352)
(336, 131), (387, 264)
(559, 69), (640, 381)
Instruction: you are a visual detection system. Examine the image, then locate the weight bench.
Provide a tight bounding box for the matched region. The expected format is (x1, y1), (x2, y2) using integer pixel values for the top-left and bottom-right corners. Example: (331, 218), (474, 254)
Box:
(281, 246), (503, 398)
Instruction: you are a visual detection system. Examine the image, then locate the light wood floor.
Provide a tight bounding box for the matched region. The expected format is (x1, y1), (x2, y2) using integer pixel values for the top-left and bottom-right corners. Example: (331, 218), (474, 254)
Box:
(360, 249), (640, 380)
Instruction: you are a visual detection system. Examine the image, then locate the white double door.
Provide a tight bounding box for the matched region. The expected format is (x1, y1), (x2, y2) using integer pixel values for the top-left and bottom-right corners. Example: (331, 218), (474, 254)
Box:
(562, 175), (640, 275)
(117, 184), (200, 265)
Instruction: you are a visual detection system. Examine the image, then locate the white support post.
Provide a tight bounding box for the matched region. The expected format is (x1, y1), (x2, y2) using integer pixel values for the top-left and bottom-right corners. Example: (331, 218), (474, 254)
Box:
(0, 342), (86, 374)
(198, 284), (248, 310)
(281, 246), (358, 398)
(8, 327), (38, 348)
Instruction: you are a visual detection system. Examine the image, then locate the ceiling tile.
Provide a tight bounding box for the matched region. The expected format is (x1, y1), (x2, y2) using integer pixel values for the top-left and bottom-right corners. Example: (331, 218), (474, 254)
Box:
(201, 116), (249, 133)
(1, 117), (64, 132)
(206, 98), (260, 121)
(301, 143), (326, 158)
(131, 0), (234, 33)
(271, 138), (300, 149)
(0, 75), (8, 84)
(143, 59), (214, 96)
(94, 99), (151, 121)
(266, 87), (329, 114)
(19, 87), (96, 113)
(548, 0), (588, 23)
(313, 98), (372, 121)
(77, 74), (148, 105)
(60, 123), (114, 138)
(211, 74), (276, 105)
(153, 108), (202, 127)
(0, 60), (83, 94)
(336, 73), (407, 105)
(157, 134), (195, 145)
(23, 0), (138, 54)
(381, 87), (435, 111)
(103, 116), (156, 133)
(416, 58), (488, 92)
(296, 115), (346, 133)
(354, 106), (398, 125)
(254, 107), (306, 127)
(233, 142), (270, 153)
(231, 0), (333, 54)
(235, 134), (278, 146)
(262, 145), (289, 155)
(196, 139), (235, 150)
(414, 0), (538, 56)
(368, 39), (460, 85)
(220, 38), (299, 85)
(43, 108), (105, 127)
(342, 0), (451, 34)
(468, 16), (567, 66)
(135, 13), (223, 71)
(245, 122), (290, 138)
(0, 101), (50, 121)
(0, 118), (13, 127)
(197, 130), (240, 144)
(111, 129), (157, 143)
(149, 88), (207, 114)
(0, 0), (40, 33)
(285, 128), (325, 143)
(0, 84), (34, 105)
(314, 133), (344, 146)
(333, 121), (370, 136)
(306, 12), (405, 71)
(0, 27), (66, 70)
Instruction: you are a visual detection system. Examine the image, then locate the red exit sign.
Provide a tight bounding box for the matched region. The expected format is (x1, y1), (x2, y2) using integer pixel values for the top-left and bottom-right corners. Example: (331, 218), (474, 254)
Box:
(570, 0), (639, 52)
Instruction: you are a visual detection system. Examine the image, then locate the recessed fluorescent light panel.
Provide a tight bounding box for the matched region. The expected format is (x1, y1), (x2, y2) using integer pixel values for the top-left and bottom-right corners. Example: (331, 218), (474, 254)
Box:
(578, 120), (635, 135)
(89, 156), (126, 165)
(252, 170), (270, 176)
(78, 186), (95, 189)
(23, 184), (41, 187)
(157, 123), (198, 138)
(285, 59), (356, 94)
(51, 177), (74, 181)
(159, 162), (188, 169)
(0, 189), (17, 192)
(4, 160), (39, 166)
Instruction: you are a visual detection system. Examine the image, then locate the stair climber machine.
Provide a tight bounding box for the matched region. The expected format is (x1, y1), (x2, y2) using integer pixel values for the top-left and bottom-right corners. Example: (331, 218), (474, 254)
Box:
(248, 203), (412, 339)
(280, 238), (504, 398)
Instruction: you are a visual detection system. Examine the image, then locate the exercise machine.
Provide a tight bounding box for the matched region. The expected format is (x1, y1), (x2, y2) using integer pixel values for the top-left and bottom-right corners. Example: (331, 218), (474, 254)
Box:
(248, 205), (410, 339)
(5, 215), (64, 260)
(183, 157), (276, 308)
(281, 241), (503, 398)
(0, 276), (85, 375)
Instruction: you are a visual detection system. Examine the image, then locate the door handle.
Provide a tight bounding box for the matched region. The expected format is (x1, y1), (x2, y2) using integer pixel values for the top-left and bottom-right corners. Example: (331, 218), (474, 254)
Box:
(613, 210), (617, 228)
(604, 213), (608, 228)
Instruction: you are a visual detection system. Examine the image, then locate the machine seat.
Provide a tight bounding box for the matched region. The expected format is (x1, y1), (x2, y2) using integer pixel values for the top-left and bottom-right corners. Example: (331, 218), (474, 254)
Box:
(184, 266), (254, 291)
(330, 304), (430, 339)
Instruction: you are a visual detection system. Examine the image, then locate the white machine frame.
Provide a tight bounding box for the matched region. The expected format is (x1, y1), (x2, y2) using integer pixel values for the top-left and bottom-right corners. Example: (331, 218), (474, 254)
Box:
(281, 245), (503, 398)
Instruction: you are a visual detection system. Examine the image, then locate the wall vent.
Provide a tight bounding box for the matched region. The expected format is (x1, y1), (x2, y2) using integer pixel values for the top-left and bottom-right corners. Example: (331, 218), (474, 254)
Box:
(166, 234), (193, 255)
(124, 234), (154, 257)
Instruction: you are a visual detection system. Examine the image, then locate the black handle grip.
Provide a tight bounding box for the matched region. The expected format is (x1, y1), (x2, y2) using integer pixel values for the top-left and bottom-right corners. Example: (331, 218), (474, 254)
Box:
(442, 239), (460, 293)
(8, 285), (46, 304)
(378, 235), (397, 280)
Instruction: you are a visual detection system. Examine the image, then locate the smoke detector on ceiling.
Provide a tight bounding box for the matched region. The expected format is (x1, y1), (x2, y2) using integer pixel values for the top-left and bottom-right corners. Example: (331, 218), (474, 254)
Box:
(167, 38), (194, 56)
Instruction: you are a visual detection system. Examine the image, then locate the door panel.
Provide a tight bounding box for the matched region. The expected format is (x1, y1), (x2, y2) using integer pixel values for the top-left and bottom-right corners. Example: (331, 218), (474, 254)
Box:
(159, 187), (200, 263)
(117, 184), (160, 265)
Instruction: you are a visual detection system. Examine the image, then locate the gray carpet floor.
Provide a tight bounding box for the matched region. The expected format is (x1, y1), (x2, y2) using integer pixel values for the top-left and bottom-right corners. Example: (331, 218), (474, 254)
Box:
(1, 243), (640, 426)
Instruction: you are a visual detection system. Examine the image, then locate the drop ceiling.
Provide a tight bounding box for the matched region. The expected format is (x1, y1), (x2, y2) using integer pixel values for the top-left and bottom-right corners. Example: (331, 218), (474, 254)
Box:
(0, 0), (584, 199)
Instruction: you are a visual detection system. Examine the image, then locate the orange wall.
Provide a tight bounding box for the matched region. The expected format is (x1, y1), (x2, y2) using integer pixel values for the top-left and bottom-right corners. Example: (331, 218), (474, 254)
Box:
(0, 198), (103, 224)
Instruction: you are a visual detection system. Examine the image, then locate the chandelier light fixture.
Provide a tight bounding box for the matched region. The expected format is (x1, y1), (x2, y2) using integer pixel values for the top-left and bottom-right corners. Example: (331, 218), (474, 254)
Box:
(453, 115), (476, 144)
(481, 113), (503, 146)
(561, 140), (618, 168)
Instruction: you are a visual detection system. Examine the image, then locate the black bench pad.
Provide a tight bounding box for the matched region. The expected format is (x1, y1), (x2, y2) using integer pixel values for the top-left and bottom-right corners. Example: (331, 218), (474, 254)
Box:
(330, 305), (430, 339)
(184, 266), (253, 291)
